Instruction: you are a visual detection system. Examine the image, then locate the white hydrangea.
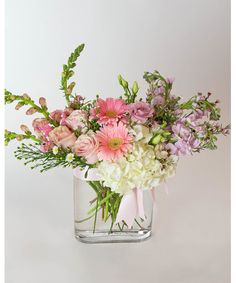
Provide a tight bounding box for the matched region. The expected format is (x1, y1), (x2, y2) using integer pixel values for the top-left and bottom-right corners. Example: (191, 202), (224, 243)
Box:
(97, 141), (178, 195)
(130, 125), (152, 143)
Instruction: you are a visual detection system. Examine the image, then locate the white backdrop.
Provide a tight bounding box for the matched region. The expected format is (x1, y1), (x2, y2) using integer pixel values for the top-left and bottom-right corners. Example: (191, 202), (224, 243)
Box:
(5, 0), (230, 282)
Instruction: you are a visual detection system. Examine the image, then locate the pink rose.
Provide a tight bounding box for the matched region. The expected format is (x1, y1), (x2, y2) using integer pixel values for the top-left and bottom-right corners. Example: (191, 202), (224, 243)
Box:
(74, 132), (99, 164)
(128, 101), (154, 123)
(65, 110), (88, 132)
(32, 118), (53, 137)
(49, 126), (76, 148)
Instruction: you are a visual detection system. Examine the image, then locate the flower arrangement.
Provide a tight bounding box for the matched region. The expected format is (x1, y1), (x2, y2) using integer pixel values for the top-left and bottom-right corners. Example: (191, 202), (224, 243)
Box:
(5, 44), (230, 233)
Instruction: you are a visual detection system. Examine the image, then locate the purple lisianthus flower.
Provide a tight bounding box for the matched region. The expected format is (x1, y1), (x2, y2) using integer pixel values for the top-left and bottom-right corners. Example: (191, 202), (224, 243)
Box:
(128, 101), (154, 123)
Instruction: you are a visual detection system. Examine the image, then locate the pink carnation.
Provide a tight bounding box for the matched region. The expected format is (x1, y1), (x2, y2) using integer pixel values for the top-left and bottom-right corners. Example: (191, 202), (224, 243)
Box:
(128, 101), (154, 123)
(96, 123), (132, 161)
(74, 132), (99, 164)
(90, 98), (127, 125)
(48, 126), (76, 148)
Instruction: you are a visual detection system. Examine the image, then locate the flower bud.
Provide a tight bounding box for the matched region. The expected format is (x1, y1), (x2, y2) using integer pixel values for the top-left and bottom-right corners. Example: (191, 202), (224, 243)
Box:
(23, 93), (30, 99)
(16, 135), (24, 141)
(122, 79), (128, 89)
(26, 107), (37, 115)
(132, 81), (139, 95)
(20, 124), (31, 133)
(67, 82), (76, 94)
(39, 97), (47, 107)
(15, 102), (24, 110)
(74, 95), (84, 103)
(149, 134), (162, 145)
(118, 74), (128, 88)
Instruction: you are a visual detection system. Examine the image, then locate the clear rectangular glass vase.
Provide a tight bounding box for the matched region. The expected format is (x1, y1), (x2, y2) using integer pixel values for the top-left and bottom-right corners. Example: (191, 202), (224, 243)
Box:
(74, 176), (153, 243)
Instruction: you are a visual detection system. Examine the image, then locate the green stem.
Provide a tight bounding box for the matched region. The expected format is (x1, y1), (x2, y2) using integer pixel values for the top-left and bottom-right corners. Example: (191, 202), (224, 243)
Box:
(93, 198), (99, 234)
(117, 223), (123, 231)
(103, 191), (110, 222)
(75, 212), (97, 223)
(134, 219), (143, 229)
(88, 192), (115, 214)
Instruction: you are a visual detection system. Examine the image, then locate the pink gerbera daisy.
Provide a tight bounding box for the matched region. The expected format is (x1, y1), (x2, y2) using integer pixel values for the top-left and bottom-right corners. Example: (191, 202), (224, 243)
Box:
(90, 97), (127, 125)
(96, 123), (133, 161)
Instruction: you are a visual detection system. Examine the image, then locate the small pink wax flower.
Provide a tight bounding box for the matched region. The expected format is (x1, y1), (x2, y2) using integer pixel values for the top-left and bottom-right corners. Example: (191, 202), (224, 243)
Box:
(90, 98), (127, 125)
(74, 132), (99, 164)
(49, 126), (76, 148)
(32, 118), (53, 137)
(96, 123), (132, 161)
(128, 101), (154, 123)
(65, 110), (88, 131)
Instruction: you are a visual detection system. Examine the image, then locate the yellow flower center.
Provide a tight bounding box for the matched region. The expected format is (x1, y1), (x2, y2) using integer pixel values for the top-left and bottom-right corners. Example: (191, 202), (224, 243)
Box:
(108, 137), (123, 150)
(106, 110), (117, 118)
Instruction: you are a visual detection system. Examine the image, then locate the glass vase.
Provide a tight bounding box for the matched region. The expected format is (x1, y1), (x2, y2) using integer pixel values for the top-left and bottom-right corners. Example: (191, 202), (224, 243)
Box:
(74, 175), (153, 243)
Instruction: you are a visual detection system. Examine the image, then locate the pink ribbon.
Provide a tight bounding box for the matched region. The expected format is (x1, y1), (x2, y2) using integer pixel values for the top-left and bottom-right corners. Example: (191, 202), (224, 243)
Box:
(115, 188), (146, 228)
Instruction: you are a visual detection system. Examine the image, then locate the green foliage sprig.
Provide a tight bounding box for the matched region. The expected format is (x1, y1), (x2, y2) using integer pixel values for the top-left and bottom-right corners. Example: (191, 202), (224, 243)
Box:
(180, 92), (221, 121)
(4, 129), (41, 145)
(60, 44), (85, 105)
(14, 143), (88, 172)
(193, 122), (230, 151)
(118, 74), (139, 103)
(144, 70), (173, 100)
